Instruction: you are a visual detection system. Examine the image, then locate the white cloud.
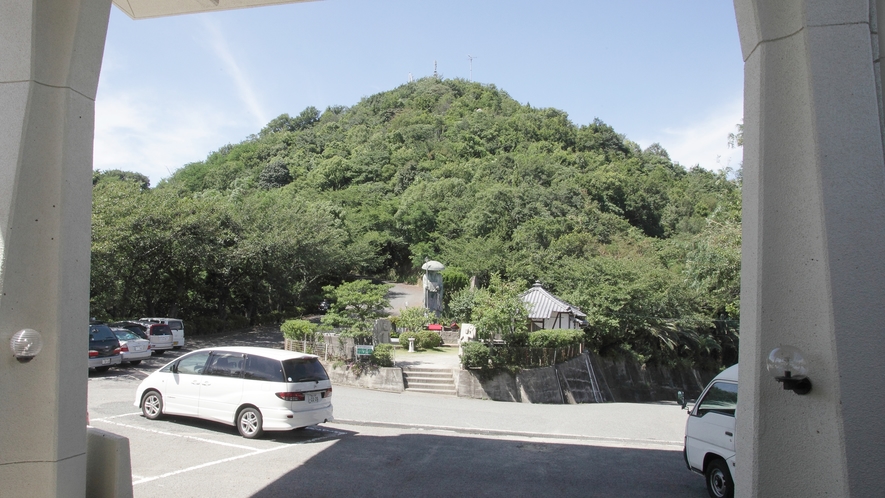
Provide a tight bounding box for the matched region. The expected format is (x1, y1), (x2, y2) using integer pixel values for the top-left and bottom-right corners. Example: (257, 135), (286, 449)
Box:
(93, 89), (243, 187)
(200, 18), (268, 129)
(639, 96), (744, 172)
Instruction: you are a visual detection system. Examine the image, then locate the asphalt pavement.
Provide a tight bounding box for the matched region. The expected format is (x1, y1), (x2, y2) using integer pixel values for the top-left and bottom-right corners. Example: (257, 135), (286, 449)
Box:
(86, 326), (706, 497)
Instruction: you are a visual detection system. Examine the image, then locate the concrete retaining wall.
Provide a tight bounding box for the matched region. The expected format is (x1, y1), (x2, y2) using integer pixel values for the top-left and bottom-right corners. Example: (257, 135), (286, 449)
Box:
(456, 352), (719, 404)
(323, 363), (404, 393)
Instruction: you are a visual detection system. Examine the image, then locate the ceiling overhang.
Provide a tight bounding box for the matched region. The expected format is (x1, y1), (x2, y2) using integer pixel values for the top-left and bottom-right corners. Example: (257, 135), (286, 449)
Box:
(112, 0), (318, 20)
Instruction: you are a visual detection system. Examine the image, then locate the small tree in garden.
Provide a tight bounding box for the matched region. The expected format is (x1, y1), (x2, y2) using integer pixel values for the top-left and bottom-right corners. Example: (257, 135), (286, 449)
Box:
(321, 279), (392, 342)
(472, 273), (529, 343)
(397, 306), (430, 334)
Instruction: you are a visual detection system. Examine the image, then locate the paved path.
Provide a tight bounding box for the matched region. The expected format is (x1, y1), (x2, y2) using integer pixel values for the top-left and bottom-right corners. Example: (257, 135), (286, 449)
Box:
(385, 281), (424, 314)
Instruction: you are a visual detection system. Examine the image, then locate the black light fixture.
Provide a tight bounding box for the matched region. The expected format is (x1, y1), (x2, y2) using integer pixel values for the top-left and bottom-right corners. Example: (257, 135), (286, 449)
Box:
(767, 345), (812, 395)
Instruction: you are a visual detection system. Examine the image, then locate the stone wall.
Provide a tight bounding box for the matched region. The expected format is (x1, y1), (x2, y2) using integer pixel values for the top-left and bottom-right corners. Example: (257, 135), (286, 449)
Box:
(322, 362), (404, 393)
(456, 352), (720, 404)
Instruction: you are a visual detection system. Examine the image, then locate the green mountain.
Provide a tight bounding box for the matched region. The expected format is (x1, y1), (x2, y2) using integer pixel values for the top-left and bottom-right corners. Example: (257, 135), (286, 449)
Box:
(92, 77), (741, 368)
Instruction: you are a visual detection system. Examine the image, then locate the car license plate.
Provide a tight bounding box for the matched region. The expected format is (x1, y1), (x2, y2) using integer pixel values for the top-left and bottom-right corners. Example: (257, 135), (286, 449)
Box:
(101, 358), (110, 365)
(306, 392), (320, 404)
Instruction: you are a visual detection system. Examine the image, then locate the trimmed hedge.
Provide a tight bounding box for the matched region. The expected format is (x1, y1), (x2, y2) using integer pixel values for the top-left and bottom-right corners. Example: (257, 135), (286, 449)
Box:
(399, 330), (443, 350)
(461, 341), (491, 369)
(527, 329), (584, 348)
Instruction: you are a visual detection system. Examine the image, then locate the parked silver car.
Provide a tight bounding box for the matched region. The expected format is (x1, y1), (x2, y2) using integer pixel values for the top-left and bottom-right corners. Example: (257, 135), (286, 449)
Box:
(112, 328), (151, 365)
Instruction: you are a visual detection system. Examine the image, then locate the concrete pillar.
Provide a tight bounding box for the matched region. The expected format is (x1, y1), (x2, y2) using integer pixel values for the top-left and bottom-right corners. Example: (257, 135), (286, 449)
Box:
(0, 1), (112, 496)
(734, 1), (885, 496)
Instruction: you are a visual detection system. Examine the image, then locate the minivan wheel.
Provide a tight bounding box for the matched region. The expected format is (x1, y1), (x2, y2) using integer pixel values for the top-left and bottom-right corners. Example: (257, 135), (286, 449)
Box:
(141, 390), (163, 420)
(129, 360), (142, 366)
(94, 366), (110, 372)
(705, 458), (733, 498)
(237, 407), (263, 439)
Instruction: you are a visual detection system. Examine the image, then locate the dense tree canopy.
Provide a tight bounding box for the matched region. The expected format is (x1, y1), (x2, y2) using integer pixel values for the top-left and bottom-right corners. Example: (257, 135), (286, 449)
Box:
(92, 77), (741, 369)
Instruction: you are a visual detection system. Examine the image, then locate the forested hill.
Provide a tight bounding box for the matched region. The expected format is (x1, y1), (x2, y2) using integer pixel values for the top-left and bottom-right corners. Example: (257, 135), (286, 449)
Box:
(92, 77), (741, 368)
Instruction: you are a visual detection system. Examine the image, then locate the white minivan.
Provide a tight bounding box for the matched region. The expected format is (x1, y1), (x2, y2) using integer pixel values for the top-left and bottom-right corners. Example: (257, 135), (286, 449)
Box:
(135, 346), (333, 438)
(683, 364), (738, 498)
(140, 317), (185, 349)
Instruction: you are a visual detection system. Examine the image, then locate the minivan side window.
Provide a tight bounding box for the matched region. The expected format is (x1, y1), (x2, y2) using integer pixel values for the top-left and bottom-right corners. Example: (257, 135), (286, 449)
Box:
(205, 353), (245, 378)
(245, 355), (284, 382)
(176, 351), (211, 375)
(695, 381), (738, 417)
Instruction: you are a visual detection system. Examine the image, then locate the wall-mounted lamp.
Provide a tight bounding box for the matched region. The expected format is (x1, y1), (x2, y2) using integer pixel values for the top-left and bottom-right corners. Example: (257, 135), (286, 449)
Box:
(767, 345), (812, 395)
(10, 328), (43, 362)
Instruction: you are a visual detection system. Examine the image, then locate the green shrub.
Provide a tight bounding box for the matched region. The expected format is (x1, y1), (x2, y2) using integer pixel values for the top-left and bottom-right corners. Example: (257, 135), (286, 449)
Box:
(398, 330), (419, 349)
(416, 330), (443, 349)
(461, 341), (491, 369)
(281, 319), (318, 341)
(527, 329), (584, 348)
(371, 343), (395, 367)
(399, 330), (443, 350)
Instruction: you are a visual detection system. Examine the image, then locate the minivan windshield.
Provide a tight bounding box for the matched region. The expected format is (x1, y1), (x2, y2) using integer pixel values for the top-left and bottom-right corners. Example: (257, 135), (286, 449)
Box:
(282, 357), (329, 383)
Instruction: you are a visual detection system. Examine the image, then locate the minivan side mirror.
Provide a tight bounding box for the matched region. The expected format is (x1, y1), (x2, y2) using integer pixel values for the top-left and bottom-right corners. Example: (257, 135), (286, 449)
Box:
(171, 362), (178, 374)
(677, 391), (687, 409)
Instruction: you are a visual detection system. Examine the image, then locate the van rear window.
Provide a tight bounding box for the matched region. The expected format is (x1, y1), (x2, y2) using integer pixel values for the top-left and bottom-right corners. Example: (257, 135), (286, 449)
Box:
(282, 358), (329, 383)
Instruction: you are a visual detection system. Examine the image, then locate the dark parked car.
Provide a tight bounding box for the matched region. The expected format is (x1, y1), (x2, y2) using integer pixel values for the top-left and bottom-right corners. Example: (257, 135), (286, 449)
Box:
(89, 321), (121, 372)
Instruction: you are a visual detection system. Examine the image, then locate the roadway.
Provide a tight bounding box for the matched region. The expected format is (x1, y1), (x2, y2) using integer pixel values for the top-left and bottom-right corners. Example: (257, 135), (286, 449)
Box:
(87, 333), (707, 497)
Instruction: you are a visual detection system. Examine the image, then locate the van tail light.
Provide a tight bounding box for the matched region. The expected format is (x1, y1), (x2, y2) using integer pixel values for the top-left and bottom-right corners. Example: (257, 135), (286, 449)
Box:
(147, 344), (151, 350)
(276, 392), (305, 401)
(88, 350), (98, 358)
(120, 344), (129, 352)
(323, 388), (332, 398)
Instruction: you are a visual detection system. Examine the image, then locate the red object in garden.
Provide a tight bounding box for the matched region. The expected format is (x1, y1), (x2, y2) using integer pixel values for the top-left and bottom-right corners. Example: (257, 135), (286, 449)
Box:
(427, 324), (443, 331)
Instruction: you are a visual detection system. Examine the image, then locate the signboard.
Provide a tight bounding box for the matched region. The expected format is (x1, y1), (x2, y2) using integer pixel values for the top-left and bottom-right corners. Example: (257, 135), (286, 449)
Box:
(355, 345), (374, 357)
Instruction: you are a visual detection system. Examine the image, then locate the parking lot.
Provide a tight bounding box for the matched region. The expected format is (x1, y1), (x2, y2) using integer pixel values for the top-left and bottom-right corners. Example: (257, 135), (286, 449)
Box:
(88, 330), (706, 497)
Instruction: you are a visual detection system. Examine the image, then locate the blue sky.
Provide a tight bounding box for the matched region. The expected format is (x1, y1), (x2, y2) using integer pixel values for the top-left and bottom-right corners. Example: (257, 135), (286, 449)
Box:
(95, 0), (745, 187)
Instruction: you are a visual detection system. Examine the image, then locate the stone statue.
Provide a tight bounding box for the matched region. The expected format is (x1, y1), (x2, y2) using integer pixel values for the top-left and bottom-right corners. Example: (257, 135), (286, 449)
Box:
(421, 260), (445, 316)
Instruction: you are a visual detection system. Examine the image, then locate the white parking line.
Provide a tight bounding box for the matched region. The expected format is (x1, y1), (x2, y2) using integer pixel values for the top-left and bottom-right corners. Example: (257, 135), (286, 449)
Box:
(131, 445), (291, 485)
(93, 418), (260, 451)
(90, 414), (347, 485)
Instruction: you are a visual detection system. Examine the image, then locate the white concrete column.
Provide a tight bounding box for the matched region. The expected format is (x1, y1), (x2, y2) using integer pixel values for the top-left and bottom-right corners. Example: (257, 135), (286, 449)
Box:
(0, 1), (112, 496)
(734, 1), (885, 496)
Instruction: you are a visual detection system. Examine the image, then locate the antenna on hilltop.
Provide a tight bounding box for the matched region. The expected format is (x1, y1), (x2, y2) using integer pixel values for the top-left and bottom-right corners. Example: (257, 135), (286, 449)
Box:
(408, 72), (413, 83)
(433, 60), (438, 79)
(467, 54), (477, 81)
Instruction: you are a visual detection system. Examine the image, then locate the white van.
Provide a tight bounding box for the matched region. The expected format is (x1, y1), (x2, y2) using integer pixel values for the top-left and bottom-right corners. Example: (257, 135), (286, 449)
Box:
(141, 317), (185, 349)
(135, 346), (333, 438)
(683, 364), (738, 498)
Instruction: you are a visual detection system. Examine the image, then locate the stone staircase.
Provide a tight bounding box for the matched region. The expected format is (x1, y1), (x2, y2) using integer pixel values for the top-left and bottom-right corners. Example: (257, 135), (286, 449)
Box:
(402, 367), (457, 396)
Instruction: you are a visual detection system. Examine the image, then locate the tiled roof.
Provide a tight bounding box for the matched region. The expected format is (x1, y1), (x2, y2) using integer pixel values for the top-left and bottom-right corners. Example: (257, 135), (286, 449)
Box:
(520, 281), (586, 319)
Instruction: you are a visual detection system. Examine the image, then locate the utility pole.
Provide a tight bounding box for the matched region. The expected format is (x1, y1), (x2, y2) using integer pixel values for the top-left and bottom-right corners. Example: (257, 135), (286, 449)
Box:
(467, 54), (477, 81)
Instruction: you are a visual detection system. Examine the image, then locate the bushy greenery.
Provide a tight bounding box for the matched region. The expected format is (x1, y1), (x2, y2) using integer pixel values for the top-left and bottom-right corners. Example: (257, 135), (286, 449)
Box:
(280, 319), (318, 341)
(320, 280), (391, 340)
(397, 307), (429, 333)
(527, 329), (585, 348)
(90, 77), (741, 369)
(371, 343), (395, 367)
(461, 341), (491, 369)
(397, 330), (443, 350)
